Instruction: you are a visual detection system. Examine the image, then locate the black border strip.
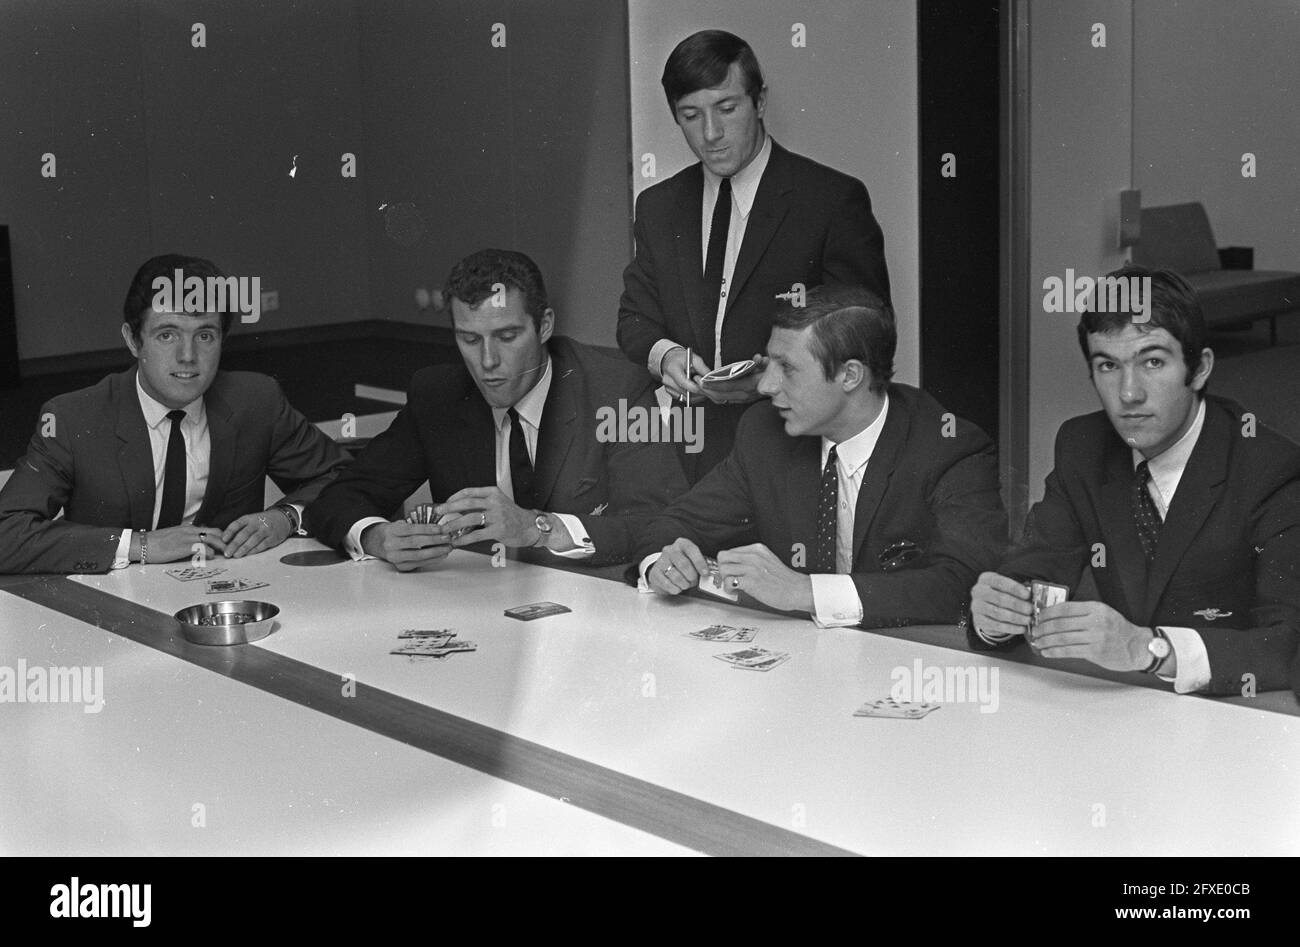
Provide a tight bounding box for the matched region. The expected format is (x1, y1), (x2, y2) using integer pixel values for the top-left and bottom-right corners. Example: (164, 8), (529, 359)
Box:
(2, 576), (860, 857)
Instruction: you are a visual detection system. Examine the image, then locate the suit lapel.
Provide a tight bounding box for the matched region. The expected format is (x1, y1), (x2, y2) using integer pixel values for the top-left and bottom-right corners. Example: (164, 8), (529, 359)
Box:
(727, 141), (793, 308)
(1096, 441), (1151, 620)
(195, 380), (236, 526)
(671, 166), (714, 360)
(850, 399), (906, 565)
(534, 349), (580, 508)
(1143, 402), (1230, 616)
(785, 437), (821, 559)
(113, 370), (156, 530)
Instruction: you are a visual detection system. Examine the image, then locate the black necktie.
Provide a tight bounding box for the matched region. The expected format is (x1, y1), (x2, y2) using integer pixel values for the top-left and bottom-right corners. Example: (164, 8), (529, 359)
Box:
(813, 446), (838, 573)
(508, 407), (537, 509)
(1133, 460), (1162, 560)
(157, 409), (188, 528)
(703, 177), (732, 313)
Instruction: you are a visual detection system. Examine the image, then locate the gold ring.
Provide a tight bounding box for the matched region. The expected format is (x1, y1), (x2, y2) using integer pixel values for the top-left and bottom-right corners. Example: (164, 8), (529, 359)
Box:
(480, 511), (487, 527)
(730, 577), (741, 589)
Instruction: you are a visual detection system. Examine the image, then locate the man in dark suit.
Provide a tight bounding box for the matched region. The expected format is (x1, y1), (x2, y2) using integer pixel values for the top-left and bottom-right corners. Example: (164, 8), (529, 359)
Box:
(308, 248), (689, 570)
(618, 29), (891, 481)
(637, 286), (1005, 628)
(969, 266), (1300, 695)
(0, 254), (350, 574)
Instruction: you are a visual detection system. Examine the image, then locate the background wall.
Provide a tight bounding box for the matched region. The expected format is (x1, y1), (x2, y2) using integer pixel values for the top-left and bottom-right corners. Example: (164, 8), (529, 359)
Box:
(0, 0), (630, 363)
(627, 0), (920, 385)
(1132, 0), (1300, 271)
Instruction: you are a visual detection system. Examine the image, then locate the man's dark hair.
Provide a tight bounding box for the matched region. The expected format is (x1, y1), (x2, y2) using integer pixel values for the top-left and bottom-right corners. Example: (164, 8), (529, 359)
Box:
(123, 254), (232, 342)
(1076, 264), (1208, 386)
(773, 284), (896, 394)
(661, 29), (765, 115)
(443, 248), (550, 330)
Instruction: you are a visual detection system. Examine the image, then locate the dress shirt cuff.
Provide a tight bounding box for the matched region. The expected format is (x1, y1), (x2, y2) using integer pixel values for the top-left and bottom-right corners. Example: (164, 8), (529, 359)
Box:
(810, 574), (863, 627)
(1156, 626), (1212, 694)
(548, 513), (595, 558)
(345, 517), (388, 561)
(112, 530), (132, 569)
(286, 502), (306, 535)
(648, 340), (684, 381)
(637, 552), (661, 592)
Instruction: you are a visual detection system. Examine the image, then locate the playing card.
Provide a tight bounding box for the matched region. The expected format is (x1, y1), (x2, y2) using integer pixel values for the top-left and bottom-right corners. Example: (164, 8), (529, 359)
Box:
(504, 601), (572, 621)
(853, 698), (940, 719)
(434, 511), (482, 541)
(1030, 580), (1069, 628)
(204, 577), (269, 595)
(397, 628), (456, 640)
(697, 558), (739, 602)
(391, 639), (477, 657)
(686, 624), (757, 642)
(714, 646), (790, 670)
(166, 567), (227, 582)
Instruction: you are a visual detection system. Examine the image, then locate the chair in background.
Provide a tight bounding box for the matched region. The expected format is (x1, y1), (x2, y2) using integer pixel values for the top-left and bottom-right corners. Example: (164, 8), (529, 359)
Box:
(1132, 202), (1300, 345)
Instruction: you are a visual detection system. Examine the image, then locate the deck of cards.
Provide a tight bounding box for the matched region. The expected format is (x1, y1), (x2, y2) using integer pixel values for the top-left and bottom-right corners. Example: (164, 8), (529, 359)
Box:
(1029, 580), (1069, 637)
(505, 601), (572, 621)
(697, 558), (739, 602)
(714, 646), (790, 671)
(686, 624), (756, 643)
(390, 628), (477, 659)
(854, 698), (940, 719)
(406, 504), (479, 541)
(205, 577), (269, 595)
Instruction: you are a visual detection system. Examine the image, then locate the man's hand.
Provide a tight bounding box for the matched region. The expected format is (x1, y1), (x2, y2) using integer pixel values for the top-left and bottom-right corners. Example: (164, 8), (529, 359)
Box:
(221, 508), (294, 558)
(647, 538), (711, 595)
(360, 521), (452, 572)
(716, 543), (814, 612)
(698, 354), (769, 406)
(436, 486), (538, 548)
(969, 572), (1033, 638)
(139, 525), (227, 563)
(1033, 601), (1154, 672)
(661, 348), (708, 403)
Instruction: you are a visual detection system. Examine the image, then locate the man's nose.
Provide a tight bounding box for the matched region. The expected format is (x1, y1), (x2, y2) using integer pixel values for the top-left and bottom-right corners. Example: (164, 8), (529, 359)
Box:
(1120, 368), (1144, 403)
(480, 340), (500, 370)
(756, 362), (779, 397)
(178, 337), (197, 362)
(703, 111), (724, 142)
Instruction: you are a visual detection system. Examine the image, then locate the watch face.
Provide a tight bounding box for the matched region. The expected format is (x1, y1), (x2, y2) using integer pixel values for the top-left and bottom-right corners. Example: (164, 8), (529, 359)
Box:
(535, 514), (552, 533)
(1149, 636), (1171, 659)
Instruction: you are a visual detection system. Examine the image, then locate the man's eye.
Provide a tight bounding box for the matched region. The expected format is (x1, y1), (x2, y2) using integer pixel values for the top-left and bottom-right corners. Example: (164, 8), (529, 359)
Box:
(1095, 361), (1114, 372)
(158, 332), (173, 342)
(499, 333), (519, 342)
(1146, 358), (1164, 369)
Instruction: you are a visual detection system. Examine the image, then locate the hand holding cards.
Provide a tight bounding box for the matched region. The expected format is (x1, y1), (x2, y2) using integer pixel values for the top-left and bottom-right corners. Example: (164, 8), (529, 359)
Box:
(1028, 580), (1069, 641)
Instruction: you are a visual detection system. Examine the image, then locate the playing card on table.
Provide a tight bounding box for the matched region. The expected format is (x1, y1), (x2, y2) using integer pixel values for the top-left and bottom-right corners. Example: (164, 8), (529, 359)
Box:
(204, 577), (269, 595)
(697, 558), (739, 602)
(397, 628), (456, 640)
(853, 698), (940, 719)
(166, 567), (227, 582)
(391, 639), (477, 657)
(504, 601), (572, 621)
(686, 624), (757, 643)
(714, 646), (790, 671)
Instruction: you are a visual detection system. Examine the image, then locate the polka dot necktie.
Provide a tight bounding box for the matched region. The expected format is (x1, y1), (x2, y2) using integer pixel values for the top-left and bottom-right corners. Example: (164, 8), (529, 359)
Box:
(813, 446), (838, 574)
(1133, 460), (1162, 560)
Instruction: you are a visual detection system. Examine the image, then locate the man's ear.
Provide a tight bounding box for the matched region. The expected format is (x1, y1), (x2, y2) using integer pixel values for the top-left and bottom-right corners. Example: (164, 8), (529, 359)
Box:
(755, 85), (768, 121)
(1190, 347), (1214, 392)
(840, 359), (868, 393)
(537, 307), (555, 346)
(121, 323), (141, 358)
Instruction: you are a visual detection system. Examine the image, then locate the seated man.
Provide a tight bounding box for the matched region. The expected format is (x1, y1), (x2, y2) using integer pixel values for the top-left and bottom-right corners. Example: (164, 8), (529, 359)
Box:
(0, 254), (350, 573)
(969, 266), (1300, 695)
(638, 285), (1006, 628)
(308, 248), (689, 569)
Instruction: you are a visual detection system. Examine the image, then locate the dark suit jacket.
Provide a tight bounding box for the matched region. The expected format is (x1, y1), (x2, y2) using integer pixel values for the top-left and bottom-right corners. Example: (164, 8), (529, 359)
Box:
(0, 368), (350, 574)
(617, 139), (892, 369)
(633, 385), (1007, 628)
(972, 395), (1300, 695)
(308, 336), (689, 566)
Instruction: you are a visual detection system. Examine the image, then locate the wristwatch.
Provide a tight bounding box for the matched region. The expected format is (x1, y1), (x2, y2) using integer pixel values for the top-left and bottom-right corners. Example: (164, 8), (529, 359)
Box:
(1143, 626), (1171, 673)
(532, 512), (553, 548)
(274, 503), (307, 536)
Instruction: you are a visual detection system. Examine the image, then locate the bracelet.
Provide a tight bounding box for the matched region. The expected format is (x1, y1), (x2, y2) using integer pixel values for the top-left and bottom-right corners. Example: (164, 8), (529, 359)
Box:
(139, 531), (149, 565)
(275, 505), (297, 532)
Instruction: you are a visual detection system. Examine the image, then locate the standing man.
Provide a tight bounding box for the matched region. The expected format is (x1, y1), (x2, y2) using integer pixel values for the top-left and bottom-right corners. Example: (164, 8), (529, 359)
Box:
(618, 29), (891, 480)
(0, 254), (350, 574)
(969, 266), (1300, 695)
(308, 248), (688, 569)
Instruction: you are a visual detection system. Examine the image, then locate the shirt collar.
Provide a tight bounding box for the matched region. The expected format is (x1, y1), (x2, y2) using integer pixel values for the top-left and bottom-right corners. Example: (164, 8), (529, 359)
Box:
(821, 394), (890, 477)
(1132, 397), (1206, 490)
(135, 371), (203, 431)
(703, 132), (771, 219)
(492, 356), (553, 433)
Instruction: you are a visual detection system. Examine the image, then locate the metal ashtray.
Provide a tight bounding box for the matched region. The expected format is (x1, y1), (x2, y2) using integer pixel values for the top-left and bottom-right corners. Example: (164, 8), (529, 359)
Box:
(174, 600), (280, 646)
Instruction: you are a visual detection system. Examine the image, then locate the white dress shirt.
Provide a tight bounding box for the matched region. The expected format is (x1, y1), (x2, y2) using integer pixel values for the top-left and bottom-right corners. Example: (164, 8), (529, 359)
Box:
(648, 133), (773, 379)
(344, 359), (593, 560)
(112, 375), (210, 567)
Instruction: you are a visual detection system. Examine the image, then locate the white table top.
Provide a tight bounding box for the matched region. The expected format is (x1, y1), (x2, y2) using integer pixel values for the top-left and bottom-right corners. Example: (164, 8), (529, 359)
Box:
(46, 538), (1300, 856)
(0, 592), (688, 856)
